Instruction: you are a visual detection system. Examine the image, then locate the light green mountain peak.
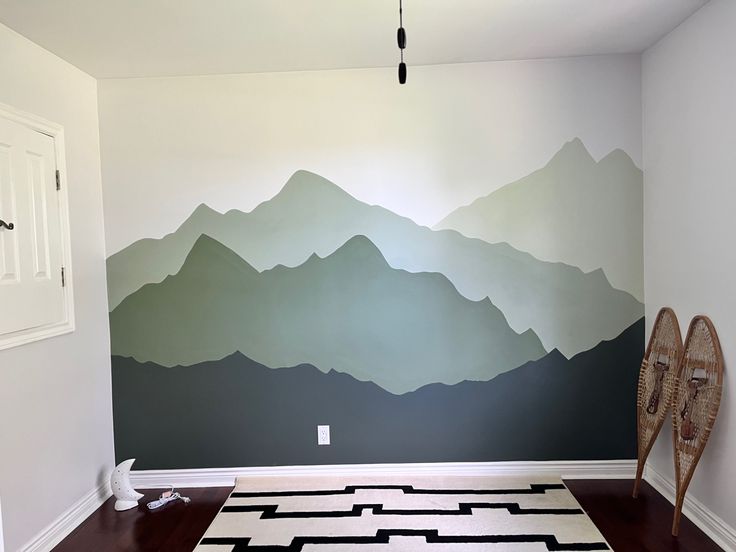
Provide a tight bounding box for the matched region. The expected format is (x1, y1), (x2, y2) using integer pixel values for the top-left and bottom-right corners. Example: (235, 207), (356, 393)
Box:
(435, 139), (643, 301)
(191, 202), (220, 216)
(553, 137), (596, 165)
(280, 169), (348, 196)
(599, 147), (636, 167)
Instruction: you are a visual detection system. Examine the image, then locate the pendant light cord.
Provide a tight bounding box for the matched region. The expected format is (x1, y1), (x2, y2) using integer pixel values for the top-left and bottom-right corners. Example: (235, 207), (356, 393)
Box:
(397, 0), (406, 83)
(399, 0), (404, 63)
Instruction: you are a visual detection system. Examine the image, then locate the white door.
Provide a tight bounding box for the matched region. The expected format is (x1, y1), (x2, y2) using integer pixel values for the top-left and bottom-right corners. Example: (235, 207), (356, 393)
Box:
(0, 115), (65, 337)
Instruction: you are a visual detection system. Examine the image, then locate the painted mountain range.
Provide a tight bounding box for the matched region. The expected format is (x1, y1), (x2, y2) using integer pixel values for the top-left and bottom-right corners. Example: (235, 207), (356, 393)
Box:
(112, 318), (643, 469)
(111, 234), (546, 394)
(107, 144), (642, 358)
(108, 137), (644, 467)
(435, 138), (644, 301)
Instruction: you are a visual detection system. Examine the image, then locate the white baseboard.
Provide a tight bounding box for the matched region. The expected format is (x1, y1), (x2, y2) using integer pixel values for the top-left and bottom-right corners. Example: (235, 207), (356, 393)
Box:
(130, 459), (637, 489)
(19, 482), (111, 552)
(645, 463), (736, 551)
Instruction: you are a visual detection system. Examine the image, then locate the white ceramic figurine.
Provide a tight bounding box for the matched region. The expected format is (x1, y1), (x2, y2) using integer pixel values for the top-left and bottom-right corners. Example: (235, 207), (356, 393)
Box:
(110, 458), (144, 511)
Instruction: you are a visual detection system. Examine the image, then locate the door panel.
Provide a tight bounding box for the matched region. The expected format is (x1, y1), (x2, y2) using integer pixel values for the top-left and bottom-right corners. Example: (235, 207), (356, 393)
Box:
(0, 115), (65, 336)
(0, 143), (19, 283)
(27, 150), (52, 279)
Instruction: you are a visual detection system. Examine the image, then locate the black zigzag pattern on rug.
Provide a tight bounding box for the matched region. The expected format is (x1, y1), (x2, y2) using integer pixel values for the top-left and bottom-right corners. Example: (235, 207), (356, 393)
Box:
(230, 483), (566, 498)
(222, 502), (584, 517)
(200, 530), (610, 551)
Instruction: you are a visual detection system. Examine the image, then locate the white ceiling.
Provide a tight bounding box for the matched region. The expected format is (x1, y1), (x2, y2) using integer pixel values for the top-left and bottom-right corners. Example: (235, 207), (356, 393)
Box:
(0, 0), (708, 78)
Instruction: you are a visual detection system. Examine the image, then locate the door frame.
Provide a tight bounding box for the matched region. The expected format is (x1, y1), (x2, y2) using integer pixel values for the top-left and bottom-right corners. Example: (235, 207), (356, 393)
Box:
(0, 101), (75, 350)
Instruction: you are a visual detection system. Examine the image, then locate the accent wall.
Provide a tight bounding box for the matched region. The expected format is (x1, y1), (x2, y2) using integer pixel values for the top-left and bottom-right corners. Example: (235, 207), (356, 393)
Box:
(99, 55), (644, 469)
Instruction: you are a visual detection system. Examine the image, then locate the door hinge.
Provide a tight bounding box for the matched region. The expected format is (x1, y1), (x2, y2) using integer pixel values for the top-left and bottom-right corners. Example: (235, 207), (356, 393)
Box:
(61, 266), (66, 287)
(56, 170), (61, 191)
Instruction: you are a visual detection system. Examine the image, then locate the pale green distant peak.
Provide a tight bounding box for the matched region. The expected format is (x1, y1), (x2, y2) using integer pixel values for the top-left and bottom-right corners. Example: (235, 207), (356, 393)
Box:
(189, 202), (221, 219)
(552, 137), (595, 166)
(281, 169), (343, 195)
(586, 267), (614, 286)
(598, 147), (640, 169)
(177, 203), (224, 232)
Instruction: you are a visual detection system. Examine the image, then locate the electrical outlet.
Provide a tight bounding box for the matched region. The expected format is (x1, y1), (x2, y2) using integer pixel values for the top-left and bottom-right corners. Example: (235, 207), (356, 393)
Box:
(317, 425), (330, 445)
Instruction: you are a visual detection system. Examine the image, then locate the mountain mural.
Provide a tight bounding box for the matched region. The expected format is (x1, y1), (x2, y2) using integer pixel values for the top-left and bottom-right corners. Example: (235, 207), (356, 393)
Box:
(110, 234), (546, 394)
(107, 164), (642, 358)
(112, 318), (643, 469)
(107, 133), (645, 468)
(435, 138), (643, 301)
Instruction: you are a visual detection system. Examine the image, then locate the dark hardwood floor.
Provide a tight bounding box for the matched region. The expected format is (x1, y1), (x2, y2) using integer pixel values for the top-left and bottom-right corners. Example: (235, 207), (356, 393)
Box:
(565, 479), (723, 552)
(53, 487), (232, 552)
(53, 479), (722, 551)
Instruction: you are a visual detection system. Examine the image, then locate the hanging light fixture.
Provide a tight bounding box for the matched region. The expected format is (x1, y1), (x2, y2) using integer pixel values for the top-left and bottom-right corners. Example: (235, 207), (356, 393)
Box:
(397, 0), (407, 84)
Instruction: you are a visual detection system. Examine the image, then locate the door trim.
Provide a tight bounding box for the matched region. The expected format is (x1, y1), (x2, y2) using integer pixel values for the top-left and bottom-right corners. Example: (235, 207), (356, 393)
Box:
(0, 101), (75, 350)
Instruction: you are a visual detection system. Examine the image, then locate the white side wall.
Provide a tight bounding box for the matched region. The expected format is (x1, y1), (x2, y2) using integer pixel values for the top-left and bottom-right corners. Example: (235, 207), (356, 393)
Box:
(0, 24), (114, 552)
(643, 0), (736, 532)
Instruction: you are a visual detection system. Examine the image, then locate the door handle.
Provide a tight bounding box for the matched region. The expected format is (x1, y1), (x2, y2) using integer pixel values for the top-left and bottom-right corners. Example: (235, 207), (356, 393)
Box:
(0, 219), (14, 230)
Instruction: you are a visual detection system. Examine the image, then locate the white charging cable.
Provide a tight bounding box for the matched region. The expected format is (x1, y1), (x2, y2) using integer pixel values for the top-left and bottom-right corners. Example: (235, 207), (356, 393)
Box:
(146, 486), (191, 510)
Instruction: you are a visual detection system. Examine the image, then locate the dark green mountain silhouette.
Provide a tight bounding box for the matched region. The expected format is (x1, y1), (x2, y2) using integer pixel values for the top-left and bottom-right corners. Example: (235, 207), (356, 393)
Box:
(110, 234), (546, 394)
(107, 168), (642, 358)
(112, 318), (643, 469)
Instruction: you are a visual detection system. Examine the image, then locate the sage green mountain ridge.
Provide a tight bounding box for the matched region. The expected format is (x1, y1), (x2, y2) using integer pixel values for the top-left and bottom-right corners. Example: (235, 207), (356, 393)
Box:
(435, 138), (643, 301)
(107, 164), (643, 358)
(110, 233), (547, 395)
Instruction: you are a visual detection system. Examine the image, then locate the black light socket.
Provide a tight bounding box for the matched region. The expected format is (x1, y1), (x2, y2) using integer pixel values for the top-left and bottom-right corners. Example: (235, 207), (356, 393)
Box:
(397, 27), (406, 49)
(398, 62), (407, 84)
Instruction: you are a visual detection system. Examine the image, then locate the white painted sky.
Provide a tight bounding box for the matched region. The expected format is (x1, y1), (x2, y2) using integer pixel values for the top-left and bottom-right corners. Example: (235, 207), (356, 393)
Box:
(99, 55), (642, 255)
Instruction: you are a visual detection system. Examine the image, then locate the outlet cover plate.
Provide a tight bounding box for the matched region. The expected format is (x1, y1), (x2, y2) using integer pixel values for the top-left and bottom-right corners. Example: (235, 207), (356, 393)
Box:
(317, 425), (330, 445)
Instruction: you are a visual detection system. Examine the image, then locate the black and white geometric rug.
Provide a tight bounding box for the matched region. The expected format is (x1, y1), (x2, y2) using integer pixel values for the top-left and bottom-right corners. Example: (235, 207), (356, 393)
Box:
(196, 475), (610, 551)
